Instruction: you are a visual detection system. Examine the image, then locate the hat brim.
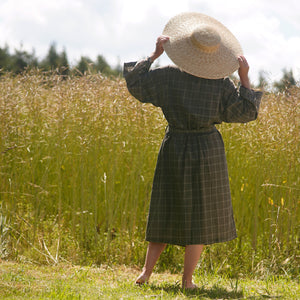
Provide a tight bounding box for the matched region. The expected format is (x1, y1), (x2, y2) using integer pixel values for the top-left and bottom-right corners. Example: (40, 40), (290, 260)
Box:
(162, 12), (243, 79)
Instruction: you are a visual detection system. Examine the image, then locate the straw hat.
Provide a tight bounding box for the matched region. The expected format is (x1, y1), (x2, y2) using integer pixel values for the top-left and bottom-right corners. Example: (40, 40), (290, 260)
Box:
(162, 12), (243, 79)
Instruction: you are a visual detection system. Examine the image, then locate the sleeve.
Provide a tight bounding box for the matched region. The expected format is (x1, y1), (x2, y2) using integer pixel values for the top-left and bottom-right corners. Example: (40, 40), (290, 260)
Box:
(123, 58), (167, 107)
(221, 77), (263, 123)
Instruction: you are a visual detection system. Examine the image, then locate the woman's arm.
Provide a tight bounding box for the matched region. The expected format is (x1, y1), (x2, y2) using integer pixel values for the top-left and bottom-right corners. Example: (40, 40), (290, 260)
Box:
(238, 55), (251, 89)
(222, 56), (263, 123)
(149, 35), (169, 62)
(123, 36), (170, 106)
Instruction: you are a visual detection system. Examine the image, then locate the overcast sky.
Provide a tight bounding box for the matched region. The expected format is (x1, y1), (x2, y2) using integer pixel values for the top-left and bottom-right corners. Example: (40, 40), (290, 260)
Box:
(0, 0), (299, 84)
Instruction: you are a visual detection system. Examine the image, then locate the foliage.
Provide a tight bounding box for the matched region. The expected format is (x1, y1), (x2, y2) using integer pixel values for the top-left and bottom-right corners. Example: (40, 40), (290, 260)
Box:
(0, 211), (10, 259)
(76, 56), (94, 75)
(0, 42), (299, 85)
(0, 71), (299, 278)
(75, 54), (120, 76)
(273, 68), (297, 92)
(40, 43), (69, 76)
(0, 43), (121, 77)
(257, 70), (269, 91)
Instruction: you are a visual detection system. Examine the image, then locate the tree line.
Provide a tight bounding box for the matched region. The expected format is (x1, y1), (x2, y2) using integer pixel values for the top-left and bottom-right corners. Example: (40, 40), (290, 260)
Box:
(0, 42), (122, 77)
(0, 42), (298, 92)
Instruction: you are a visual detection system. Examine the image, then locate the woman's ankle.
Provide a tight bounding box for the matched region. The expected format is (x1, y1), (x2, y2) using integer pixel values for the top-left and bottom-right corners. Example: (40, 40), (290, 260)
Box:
(182, 275), (193, 288)
(142, 266), (153, 277)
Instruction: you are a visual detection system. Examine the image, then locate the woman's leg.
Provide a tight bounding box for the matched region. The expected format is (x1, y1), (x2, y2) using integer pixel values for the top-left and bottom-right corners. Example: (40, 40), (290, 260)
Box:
(182, 244), (204, 289)
(135, 242), (167, 284)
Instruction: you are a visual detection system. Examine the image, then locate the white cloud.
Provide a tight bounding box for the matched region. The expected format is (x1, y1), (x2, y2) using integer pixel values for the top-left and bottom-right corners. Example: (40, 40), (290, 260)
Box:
(0, 0), (299, 84)
(118, 0), (189, 24)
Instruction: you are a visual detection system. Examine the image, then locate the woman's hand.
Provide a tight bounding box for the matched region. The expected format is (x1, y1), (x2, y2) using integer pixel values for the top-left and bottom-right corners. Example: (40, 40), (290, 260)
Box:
(149, 35), (170, 62)
(238, 55), (251, 89)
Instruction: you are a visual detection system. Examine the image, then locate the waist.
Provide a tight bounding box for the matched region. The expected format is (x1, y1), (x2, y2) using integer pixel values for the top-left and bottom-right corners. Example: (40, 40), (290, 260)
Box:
(166, 125), (215, 134)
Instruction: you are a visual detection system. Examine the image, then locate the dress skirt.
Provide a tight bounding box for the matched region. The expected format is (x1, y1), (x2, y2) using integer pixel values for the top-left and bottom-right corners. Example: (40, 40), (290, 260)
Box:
(123, 58), (262, 246)
(145, 127), (237, 246)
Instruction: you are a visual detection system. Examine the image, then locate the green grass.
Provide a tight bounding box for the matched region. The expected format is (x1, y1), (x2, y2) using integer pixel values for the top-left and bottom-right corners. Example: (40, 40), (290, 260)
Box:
(0, 261), (299, 299)
(0, 71), (299, 277)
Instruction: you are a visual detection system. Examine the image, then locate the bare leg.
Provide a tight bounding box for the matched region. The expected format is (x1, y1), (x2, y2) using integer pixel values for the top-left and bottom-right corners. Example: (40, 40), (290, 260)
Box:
(182, 244), (204, 289)
(135, 242), (167, 284)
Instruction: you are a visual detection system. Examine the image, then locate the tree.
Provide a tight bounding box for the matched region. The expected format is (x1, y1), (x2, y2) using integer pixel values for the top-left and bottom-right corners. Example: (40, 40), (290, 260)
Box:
(47, 43), (60, 69)
(257, 70), (269, 90)
(95, 55), (122, 76)
(11, 47), (38, 74)
(95, 55), (111, 75)
(0, 45), (11, 71)
(58, 48), (70, 76)
(273, 69), (296, 92)
(76, 56), (93, 74)
(41, 42), (60, 70)
(114, 56), (123, 77)
(0, 44), (38, 73)
(40, 43), (70, 75)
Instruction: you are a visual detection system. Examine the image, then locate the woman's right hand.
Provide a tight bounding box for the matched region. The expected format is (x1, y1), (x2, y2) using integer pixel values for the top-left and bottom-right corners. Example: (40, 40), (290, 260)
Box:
(149, 35), (170, 62)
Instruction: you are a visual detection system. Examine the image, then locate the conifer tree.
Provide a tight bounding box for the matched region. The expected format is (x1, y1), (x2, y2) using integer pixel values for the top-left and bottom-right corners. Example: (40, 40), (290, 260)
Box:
(273, 69), (296, 92)
(76, 56), (93, 74)
(95, 55), (111, 75)
(0, 45), (11, 71)
(41, 42), (60, 70)
(257, 70), (269, 90)
(11, 47), (38, 73)
(59, 49), (70, 76)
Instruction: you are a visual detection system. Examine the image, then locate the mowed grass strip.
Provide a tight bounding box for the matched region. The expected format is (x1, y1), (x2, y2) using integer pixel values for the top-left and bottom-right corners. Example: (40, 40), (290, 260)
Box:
(0, 261), (299, 299)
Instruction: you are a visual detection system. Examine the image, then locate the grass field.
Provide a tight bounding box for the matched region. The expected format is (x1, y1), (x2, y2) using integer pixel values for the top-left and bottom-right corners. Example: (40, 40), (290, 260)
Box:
(1, 261), (299, 299)
(0, 70), (299, 285)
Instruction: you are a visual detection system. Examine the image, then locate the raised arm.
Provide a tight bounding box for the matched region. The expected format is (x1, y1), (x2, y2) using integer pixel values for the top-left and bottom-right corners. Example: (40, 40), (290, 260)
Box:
(149, 35), (170, 62)
(123, 36), (170, 107)
(222, 56), (263, 123)
(238, 55), (250, 89)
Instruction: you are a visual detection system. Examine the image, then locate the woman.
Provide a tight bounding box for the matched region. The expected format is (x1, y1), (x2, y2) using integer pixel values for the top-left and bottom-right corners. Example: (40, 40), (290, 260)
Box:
(123, 12), (262, 289)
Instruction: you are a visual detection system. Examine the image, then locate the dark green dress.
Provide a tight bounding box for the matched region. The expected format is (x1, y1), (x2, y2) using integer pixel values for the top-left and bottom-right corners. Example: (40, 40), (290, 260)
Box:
(124, 58), (262, 246)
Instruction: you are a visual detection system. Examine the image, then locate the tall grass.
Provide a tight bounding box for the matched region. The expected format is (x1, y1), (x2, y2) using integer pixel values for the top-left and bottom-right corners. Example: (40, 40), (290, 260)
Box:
(0, 70), (299, 277)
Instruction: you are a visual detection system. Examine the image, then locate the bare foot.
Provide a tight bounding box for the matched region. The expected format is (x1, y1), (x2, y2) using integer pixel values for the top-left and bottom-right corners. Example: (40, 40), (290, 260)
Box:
(182, 277), (198, 290)
(183, 282), (198, 290)
(135, 273), (150, 285)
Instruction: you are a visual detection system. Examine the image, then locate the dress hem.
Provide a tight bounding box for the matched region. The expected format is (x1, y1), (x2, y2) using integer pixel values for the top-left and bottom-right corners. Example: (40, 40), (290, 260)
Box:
(145, 234), (238, 246)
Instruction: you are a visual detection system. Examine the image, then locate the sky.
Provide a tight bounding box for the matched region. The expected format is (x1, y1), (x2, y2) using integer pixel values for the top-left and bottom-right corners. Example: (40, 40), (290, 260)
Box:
(0, 0), (300, 85)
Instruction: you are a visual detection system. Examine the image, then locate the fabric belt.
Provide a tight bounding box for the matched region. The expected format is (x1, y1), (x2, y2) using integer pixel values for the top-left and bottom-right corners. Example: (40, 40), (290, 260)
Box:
(166, 125), (215, 134)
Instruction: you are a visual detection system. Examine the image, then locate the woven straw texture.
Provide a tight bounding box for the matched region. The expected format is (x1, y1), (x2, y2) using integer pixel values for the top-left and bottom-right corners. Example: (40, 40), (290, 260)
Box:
(163, 12), (243, 79)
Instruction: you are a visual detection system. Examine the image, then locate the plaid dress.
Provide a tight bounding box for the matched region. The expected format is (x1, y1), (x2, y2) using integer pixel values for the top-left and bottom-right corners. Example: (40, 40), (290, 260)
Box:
(124, 58), (262, 246)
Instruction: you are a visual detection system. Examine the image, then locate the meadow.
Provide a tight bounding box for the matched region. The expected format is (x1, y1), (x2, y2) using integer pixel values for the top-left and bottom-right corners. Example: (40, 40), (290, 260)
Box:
(0, 70), (299, 283)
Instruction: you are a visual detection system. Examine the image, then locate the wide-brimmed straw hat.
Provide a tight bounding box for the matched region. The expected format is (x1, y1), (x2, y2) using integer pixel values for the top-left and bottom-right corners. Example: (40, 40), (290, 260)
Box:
(162, 12), (243, 79)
